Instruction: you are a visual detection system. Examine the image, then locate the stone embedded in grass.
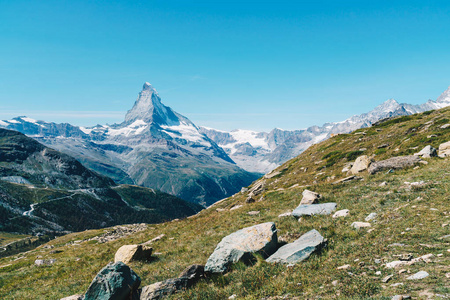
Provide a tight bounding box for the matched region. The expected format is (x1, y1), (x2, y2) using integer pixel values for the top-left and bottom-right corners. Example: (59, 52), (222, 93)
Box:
(414, 145), (437, 158)
(300, 189), (321, 205)
(337, 264), (350, 270)
(204, 222), (278, 274)
(278, 211), (292, 218)
(332, 209), (349, 218)
(351, 222), (371, 229)
(34, 259), (56, 266)
(365, 212), (377, 221)
(350, 155), (372, 174)
(368, 155), (424, 174)
(248, 210), (260, 215)
(438, 141), (450, 157)
(84, 261), (140, 300)
(114, 244), (153, 264)
(406, 271), (429, 280)
(59, 295), (83, 300)
(391, 295), (411, 300)
(291, 203), (337, 217)
(266, 229), (326, 264)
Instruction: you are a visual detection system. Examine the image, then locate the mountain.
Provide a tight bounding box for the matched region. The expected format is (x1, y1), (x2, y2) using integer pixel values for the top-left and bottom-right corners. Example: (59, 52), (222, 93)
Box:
(201, 85), (450, 173)
(0, 83), (259, 206)
(0, 128), (203, 235)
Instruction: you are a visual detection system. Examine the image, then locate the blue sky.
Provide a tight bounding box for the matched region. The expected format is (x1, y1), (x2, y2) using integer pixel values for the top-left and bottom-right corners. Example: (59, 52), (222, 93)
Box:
(1, 0), (450, 131)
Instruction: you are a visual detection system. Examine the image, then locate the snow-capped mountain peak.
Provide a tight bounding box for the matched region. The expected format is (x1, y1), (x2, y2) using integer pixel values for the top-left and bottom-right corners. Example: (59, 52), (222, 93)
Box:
(124, 82), (183, 126)
(436, 86), (450, 108)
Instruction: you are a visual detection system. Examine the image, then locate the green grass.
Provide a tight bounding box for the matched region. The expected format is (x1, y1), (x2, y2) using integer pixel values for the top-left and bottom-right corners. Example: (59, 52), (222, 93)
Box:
(0, 107), (449, 299)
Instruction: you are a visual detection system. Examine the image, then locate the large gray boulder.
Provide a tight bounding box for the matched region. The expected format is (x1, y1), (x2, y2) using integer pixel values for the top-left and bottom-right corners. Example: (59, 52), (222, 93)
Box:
(414, 145), (437, 158)
(300, 189), (321, 205)
(292, 203), (337, 217)
(368, 155), (423, 175)
(204, 222), (278, 274)
(84, 262), (141, 300)
(266, 229), (326, 264)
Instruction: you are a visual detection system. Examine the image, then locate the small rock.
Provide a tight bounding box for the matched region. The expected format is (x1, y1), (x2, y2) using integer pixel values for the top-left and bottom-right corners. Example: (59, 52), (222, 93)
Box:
(337, 264), (350, 270)
(391, 295), (411, 300)
(248, 211), (260, 216)
(331, 280), (338, 286)
(379, 181), (387, 187)
(351, 222), (371, 229)
(34, 259), (56, 266)
(438, 141), (450, 157)
(365, 213), (377, 221)
(440, 123), (450, 129)
(414, 145), (437, 158)
(375, 271), (382, 275)
(374, 259), (382, 264)
(399, 254), (412, 261)
(230, 205), (243, 211)
(406, 271), (429, 280)
(114, 244), (153, 264)
(350, 155), (372, 174)
(60, 295), (83, 300)
(332, 209), (349, 218)
(382, 274), (393, 283)
(300, 189), (321, 205)
(390, 283), (404, 287)
(245, 196), (255, 203)
(278, 211), (292, 218)
(292, 203), (337, 217)
(228, 295), (237, 300)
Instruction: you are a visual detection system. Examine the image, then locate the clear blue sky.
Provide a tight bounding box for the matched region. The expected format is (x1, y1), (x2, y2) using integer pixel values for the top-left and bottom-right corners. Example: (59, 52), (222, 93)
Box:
(1, 0), (450, 131)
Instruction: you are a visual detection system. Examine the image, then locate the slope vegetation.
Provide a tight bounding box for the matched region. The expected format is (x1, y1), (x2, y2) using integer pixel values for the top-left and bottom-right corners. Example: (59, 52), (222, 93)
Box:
(1, 107), (449, 299)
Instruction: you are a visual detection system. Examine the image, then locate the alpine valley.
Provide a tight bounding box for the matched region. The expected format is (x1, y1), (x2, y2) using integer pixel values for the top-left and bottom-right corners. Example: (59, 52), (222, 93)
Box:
(1, 83), (450, 206)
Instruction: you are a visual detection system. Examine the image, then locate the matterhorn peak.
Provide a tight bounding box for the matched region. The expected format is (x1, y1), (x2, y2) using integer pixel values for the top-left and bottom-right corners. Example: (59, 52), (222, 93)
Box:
(436, 85), (450, 105)
(123, 83), (189, 127)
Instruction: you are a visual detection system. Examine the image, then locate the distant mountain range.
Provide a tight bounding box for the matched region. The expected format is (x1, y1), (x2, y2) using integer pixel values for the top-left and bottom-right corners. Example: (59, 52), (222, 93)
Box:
(0, 83), (259, 207)
(201, 86), (450, 173)
(1, 83), (449, 204)
(0, 128), (202, 235)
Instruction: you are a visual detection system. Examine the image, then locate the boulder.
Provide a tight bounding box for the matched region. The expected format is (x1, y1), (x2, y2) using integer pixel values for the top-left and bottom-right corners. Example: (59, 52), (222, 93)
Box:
(84, 262), (141, 300)
(140, 265), (204, 300)
(60, 295), (83, 300)
(266, 229), (326, 264)
(140, 278), (187, 300)
(204, 222), (278, 274)
(292, 203), (337, 218)
(332, 209), (349, 218)
(114, 245), (153, 264)
(414, 145), (437, 158)
(365, 213), (377, 221)
(350, 155), (372, 174)
(368, 155), (423, 175)
(438, 141), (450, 157)
(300, 189), (321, 205)
(34, 259), (56, 266)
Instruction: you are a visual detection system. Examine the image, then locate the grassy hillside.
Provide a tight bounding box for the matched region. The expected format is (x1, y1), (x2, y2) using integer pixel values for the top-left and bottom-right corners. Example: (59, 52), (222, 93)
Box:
(0, 107), (449, 299)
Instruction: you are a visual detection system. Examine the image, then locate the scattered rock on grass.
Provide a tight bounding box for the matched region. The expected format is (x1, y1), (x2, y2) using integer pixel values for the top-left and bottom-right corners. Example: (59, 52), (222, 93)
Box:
(391, 295), (411, 300)
(266, 229), (326, 264)
(368, 156), (424, 175)
(204, 222), (278, 274)
(292, 203), (337, 217)
(414, 145), (437, 158)
(407, 271), (429, 280)
(300, 189), (321, 205)
(332, 209), (349, 218)
(365, 213), (377, 221)
(84, 262), (140, 300)
(350, 155), (372, 174)
(34, 259), (56, 266)
(351, 222), (371, 229)
(114, 245), (153, 264)
(438, 141), (450, 157)
(59, 295), (83, 300)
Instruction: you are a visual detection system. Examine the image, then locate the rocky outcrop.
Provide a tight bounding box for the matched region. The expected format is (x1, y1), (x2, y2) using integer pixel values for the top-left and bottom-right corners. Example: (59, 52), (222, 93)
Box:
(204, 222), (278, 274)
(114, 244), (153, 264)
(84, 262), (141, 300)
(350, 155), (372, 174)
(299, 189), (321, 205)
(438, 141), (450, 157)
(266, 229), (326, 264)
(414, 145), (437, 158)
(292, 203), (337, 217)
(368, 155), (424, 174)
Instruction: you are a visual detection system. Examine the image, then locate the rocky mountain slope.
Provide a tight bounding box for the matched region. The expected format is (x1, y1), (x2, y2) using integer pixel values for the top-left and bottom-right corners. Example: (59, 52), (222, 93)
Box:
(0, 128), (202, 235)
(201, 86), (450, 173)
(0, 83), (259, 206)
(1, 106), (448, 299)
